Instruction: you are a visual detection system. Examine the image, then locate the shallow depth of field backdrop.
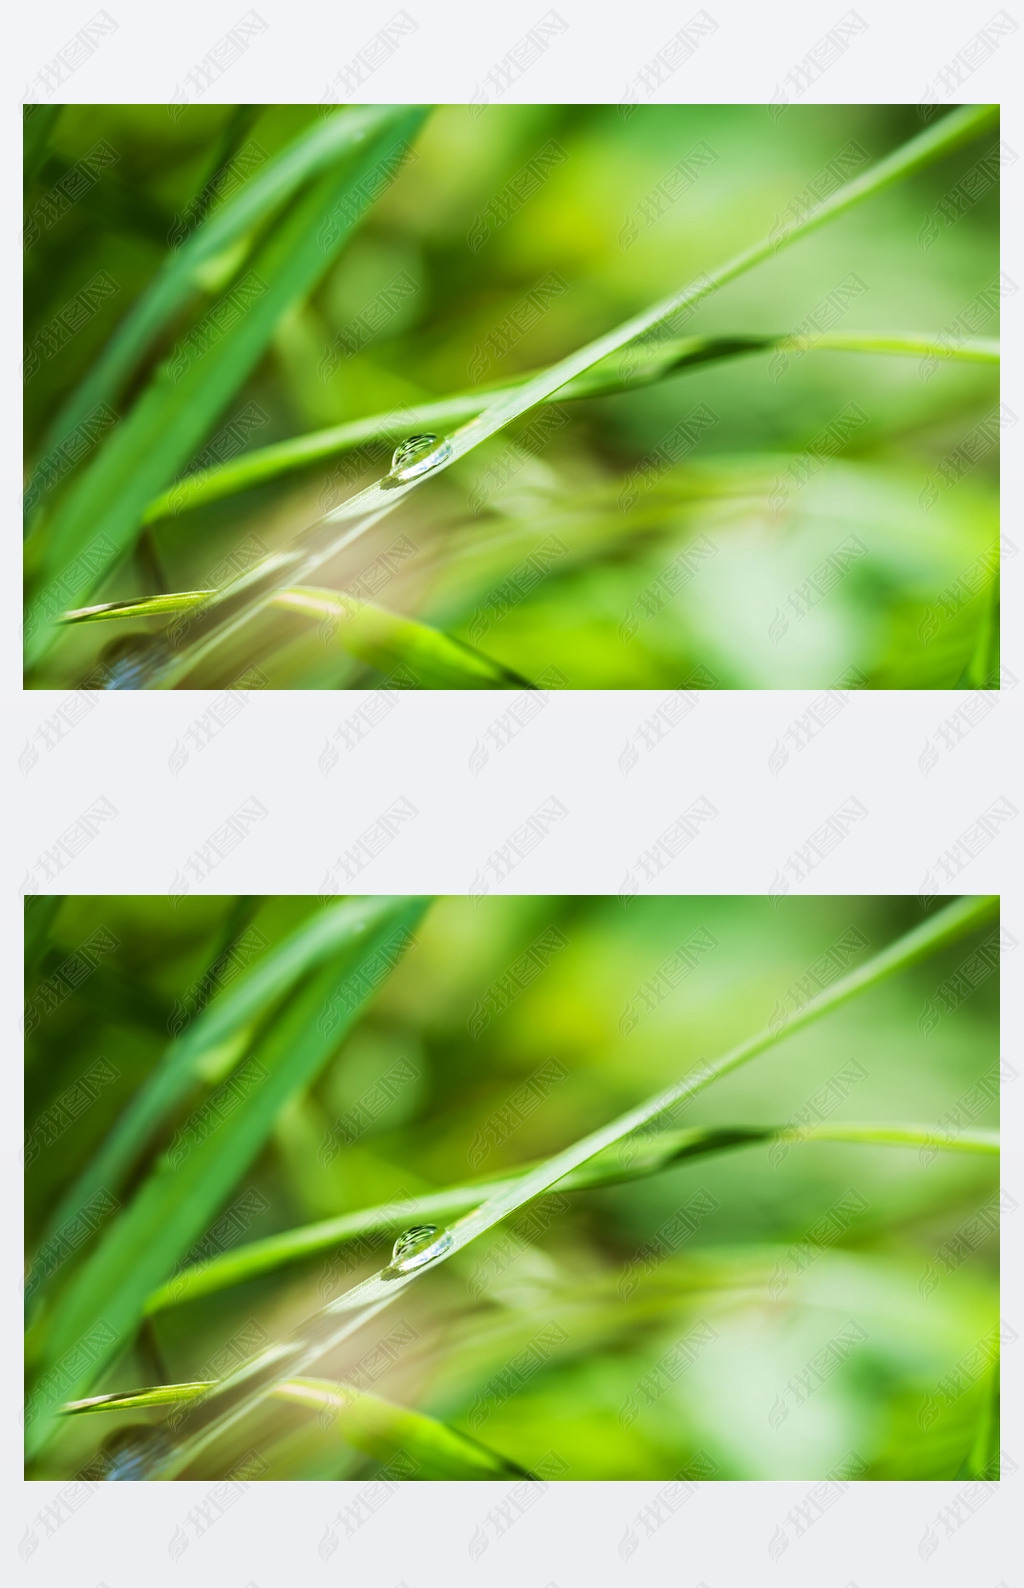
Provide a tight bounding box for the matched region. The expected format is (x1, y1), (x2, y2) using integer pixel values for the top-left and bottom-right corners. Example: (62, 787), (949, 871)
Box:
(25, 895), (999, 1480)
(23, 104), (1000, 688)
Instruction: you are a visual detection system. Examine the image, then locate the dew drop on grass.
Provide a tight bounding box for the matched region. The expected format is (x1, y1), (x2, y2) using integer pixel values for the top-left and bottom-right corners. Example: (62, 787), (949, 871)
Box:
(383, 434), (453, 486)
(95, 633), (172, 690)
(96, 1425), (173, 1480)
(382, 1223), (454, 1278)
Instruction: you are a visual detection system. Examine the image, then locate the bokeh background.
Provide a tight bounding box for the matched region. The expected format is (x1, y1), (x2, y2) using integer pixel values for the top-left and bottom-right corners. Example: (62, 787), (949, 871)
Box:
(25, 894), (999, 1479)
(24, 105), (999, 687)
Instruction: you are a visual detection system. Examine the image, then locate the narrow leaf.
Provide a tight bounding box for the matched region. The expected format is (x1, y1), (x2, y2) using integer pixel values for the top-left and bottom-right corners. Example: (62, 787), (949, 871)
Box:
(142, 331), (1000, 520)
(60, 587), (534, 689)
(25, 106), (428, 668)
(64, 1377), (532, 1479)
(28, 106), (423, 496)
(142, 895), (997, 1476)
(34, 897), (428, 1267)
(25, 897), (427, 1453)
(147, 1120), (998, 1312)
(136, 104), (1001, 687)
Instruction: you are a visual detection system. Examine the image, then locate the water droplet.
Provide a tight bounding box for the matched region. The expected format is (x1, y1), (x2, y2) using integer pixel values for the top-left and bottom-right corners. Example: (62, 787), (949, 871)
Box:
(94, 1425), (173, 1480)
(383, 434), (453, 486)
(382, 1223), (454, 1278)
(95, 634), (171, 690)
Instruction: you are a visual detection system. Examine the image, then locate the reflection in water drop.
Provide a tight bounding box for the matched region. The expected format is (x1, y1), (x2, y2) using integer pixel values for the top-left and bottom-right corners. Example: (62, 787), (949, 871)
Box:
(383, 434), (453, 487)
(94, 1424), (174, 1481)
(95, 634), (172, 690)
(382, 1224), (454, 1279)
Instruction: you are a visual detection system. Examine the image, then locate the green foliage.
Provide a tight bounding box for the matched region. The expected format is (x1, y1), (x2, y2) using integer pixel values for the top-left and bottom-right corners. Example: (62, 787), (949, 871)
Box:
(25, 896), (426, 1455)
(24, 105), (1000, 687)
(145, 1118), (996, 1315)
(61, 586), (533, 687)
(64, 1378), (531, 1479)
(25, 106), (427, 664)
(26, 896), (1000, 1479)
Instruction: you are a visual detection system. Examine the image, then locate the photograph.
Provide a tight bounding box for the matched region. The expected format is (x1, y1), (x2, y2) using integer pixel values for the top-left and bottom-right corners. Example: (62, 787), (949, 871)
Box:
(25, 892), (1000, 1481)
(24, 102), (1000, 690)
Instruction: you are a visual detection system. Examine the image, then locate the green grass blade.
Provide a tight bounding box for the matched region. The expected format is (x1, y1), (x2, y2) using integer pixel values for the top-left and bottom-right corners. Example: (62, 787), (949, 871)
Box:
(61, 591), (215, 622)
(142, 895), (996, 1475)
(186, 105), (262, 230)
(272, 587), (534, 687)
(378, 107), (999, 469)
(139, 105), (998, 687)
(780, 1122), (998, 1153)
(27, 964), (370, 1446)
(272, 1379), (533, 1478)
(65, 1383), (212, 1414)
(141, 331), (1000, 521)
(147, 1120), (998, 1312)
(27, 106), (421, 495)
(805, 332), (998, 361)
(425, 899), (997, 1253)
(60, 587), (533, 688)
(33, 897), (427, 1278)
(64, 1377), (532, 1479)
(24, 106), (428, 670)
(25, 898), (427, 1454)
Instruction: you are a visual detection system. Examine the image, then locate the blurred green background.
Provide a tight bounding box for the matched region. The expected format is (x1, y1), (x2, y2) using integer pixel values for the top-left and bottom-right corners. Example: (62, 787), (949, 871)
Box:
(25, 895), (999, 1479)
(24, 105), (999, 687)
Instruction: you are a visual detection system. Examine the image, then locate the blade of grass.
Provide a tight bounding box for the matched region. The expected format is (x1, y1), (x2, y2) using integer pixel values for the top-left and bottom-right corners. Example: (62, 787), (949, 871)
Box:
(175, 895), (261, 1029)
(26, 106), (422, 499)
(275, 1379), (533, 1478)
(140, 894), (997, 1476)
(146, 1120), (998, 1313)
(24, 106), (429, 670)
(141, 331), (1000, 521)
(136, 104), (999, 688)
(59, 591), (214, 622)
(34, 897), (428, 1270)
(276, 587), (536, 688)
(25, 898), (428, 1453)
(27, 960), (373, 1449)
(801, 332), (998, 360)
(185, 104), (262, 231)
(60, 587), (535, 688)
(65, 1383), (211, 1413)
(64, 1377), (533, 1479)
